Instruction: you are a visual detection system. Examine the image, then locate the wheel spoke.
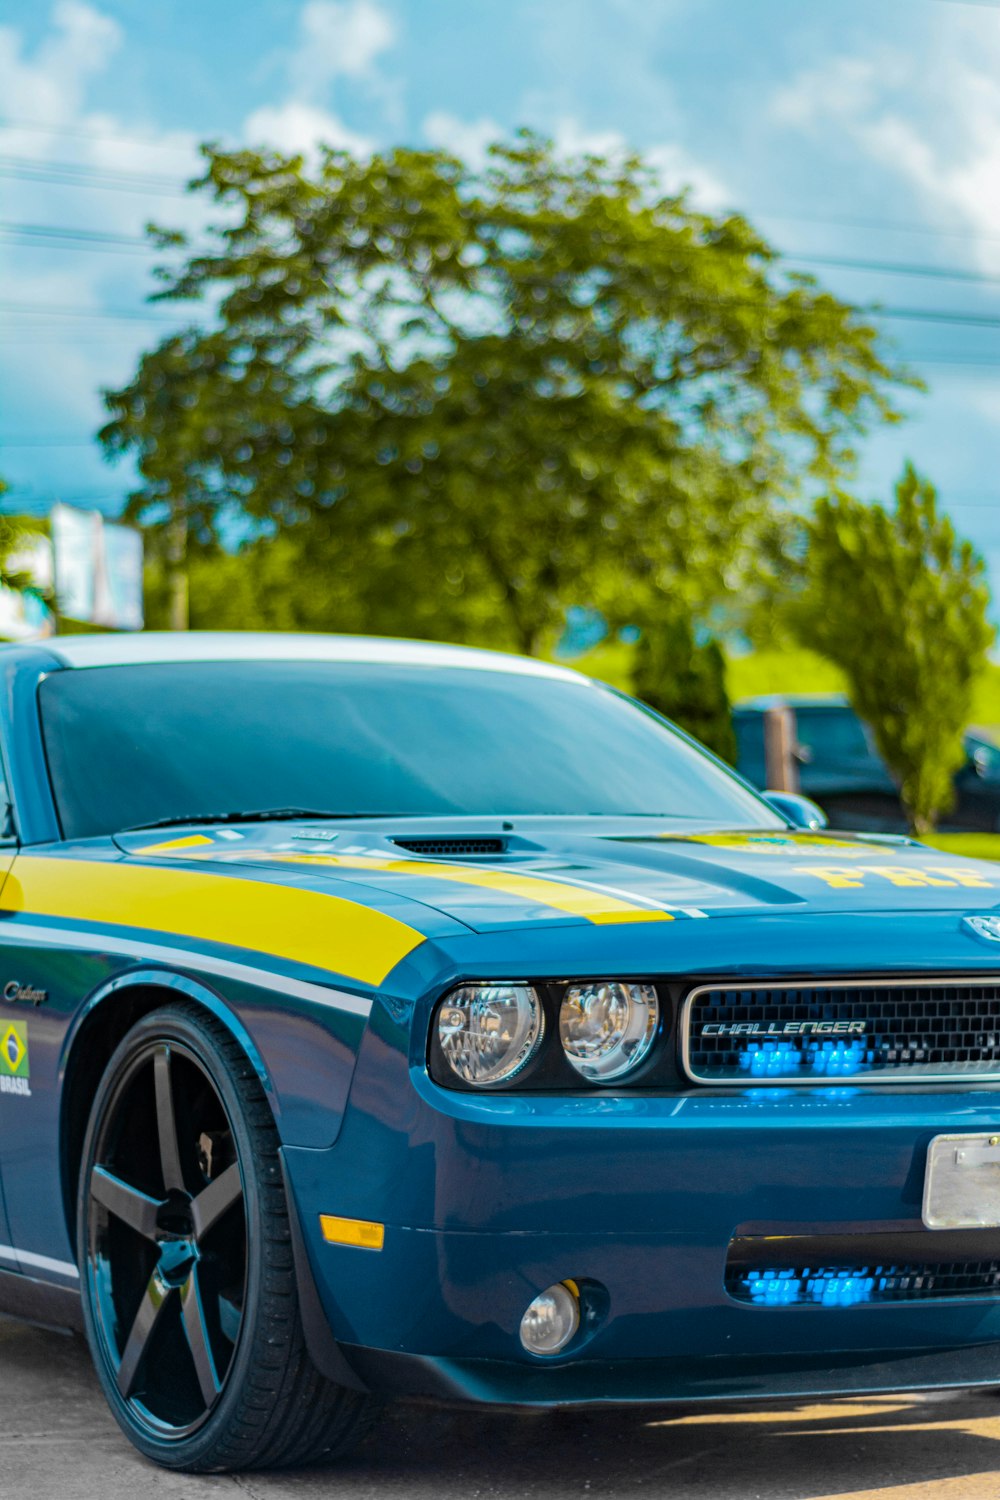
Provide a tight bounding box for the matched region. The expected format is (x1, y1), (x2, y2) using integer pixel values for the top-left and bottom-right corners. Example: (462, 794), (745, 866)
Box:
(154, 1046), (185, 1194)
(218, 1294), (242, 1345)
(116, 1270), (172, 1398)
(190, 1162), (242, 1242)
(90, 1166), (161, 1240)
(181, 1268), (222, 1408)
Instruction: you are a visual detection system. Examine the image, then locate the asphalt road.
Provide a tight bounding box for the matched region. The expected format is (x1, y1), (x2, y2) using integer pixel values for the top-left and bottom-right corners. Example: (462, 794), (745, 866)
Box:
(6, 1317), (1000, 1500)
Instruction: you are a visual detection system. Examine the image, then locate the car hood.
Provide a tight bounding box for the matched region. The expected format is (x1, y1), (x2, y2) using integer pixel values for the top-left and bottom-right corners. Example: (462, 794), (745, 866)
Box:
(113, 821), (1000, 934)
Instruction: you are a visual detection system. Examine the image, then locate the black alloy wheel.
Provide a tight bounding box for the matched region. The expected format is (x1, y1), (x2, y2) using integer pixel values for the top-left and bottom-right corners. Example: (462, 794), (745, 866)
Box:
(78, 1003), (374, 1471)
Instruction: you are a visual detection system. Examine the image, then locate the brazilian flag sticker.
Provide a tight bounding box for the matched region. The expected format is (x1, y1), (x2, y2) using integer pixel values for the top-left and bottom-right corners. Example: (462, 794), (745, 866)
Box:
(0, 1021), (29, 1078)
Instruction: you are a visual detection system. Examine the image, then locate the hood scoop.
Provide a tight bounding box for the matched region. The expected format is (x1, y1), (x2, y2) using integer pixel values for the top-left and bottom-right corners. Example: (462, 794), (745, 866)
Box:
(391, 836), (507, 858)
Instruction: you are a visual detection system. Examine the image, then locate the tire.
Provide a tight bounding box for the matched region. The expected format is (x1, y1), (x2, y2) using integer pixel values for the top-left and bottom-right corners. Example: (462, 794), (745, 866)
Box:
(77, 1002), (376, 1472)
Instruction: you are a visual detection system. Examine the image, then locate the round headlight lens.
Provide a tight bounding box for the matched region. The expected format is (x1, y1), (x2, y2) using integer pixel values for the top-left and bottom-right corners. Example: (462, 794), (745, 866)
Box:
(437, 984), (544, 1086)
(520, 1283), (580, 1355)
(559, 982), (659, 1081)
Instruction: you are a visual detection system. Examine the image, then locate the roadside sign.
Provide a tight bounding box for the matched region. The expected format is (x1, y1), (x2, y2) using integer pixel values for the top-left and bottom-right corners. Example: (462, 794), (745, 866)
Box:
(51, 504), (143, 630)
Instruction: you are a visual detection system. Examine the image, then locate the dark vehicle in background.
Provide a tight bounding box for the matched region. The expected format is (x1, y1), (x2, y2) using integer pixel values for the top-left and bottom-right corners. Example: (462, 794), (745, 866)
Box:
(734, 695), (1000, 833)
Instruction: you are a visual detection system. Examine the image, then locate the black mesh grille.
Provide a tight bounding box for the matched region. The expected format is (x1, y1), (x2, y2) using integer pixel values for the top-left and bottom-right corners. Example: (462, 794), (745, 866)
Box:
(685, 980), (1000, 1083)
(392, 837), (506, 857)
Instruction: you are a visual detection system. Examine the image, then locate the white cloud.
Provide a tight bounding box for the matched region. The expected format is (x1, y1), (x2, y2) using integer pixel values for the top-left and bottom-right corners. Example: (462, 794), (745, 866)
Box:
(0, 3), (207, 509)
(243, 100), (372, 156)
(770, 34), (1000, 270)
(0, 0), (121, 124)
(422, 111), (502, 167)
(642, 142), (730, 212)
(771, 55), (890, 130)
(553, 119), (730, 209)
(242, 0), (395, 159)
(292, 0), (394, 96)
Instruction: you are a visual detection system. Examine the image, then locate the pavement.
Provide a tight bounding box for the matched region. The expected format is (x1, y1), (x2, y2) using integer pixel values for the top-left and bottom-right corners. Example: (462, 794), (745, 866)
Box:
(6, 1318), (1000, 1499)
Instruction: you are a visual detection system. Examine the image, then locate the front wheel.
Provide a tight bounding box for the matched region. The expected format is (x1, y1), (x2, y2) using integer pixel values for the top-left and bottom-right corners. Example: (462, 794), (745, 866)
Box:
(77, 1002), (375, 1472)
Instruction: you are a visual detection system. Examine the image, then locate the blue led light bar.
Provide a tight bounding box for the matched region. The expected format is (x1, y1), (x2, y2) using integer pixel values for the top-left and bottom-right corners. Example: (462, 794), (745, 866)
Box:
(742, 1268), (877, 1307)
(729, 1255), (1000, 1306)
(737, 1038), (866, 1079)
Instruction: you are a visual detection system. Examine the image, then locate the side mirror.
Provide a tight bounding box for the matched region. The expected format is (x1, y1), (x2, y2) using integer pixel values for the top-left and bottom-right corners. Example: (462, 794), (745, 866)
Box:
(973, 746), (992, 780)
(764, 790), (829, 831)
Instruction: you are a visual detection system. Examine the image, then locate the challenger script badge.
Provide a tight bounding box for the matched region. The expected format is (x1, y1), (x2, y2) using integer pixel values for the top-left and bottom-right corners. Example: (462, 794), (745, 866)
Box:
(700, 1020), (868, 1038)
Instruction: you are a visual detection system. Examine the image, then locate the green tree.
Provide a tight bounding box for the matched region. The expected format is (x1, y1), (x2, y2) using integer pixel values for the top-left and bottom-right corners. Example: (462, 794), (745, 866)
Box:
(794, 464), (994, 835)
(101, 132), (911, 650)
(631, 606), (736, 763)
(0, 479), (48, 601)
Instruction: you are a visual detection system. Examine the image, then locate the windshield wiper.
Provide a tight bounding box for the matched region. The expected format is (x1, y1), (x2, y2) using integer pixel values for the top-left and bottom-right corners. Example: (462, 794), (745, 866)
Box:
(121, 808), (408, 834)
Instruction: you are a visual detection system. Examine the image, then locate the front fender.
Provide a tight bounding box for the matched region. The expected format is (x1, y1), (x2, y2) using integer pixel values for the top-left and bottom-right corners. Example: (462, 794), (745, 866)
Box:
(61, 964), (372, 1150)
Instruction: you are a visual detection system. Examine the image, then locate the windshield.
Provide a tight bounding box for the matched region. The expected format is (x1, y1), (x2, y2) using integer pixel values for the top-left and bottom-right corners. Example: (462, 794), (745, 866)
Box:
(39, 660), (779, 841)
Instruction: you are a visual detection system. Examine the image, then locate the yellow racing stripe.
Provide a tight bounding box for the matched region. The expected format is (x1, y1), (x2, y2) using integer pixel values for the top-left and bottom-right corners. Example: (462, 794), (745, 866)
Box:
(360, 856), (674, 924)
(137, 834), (216, 853)
(149, 848), (675, 925)
(3, 856), (425, 987)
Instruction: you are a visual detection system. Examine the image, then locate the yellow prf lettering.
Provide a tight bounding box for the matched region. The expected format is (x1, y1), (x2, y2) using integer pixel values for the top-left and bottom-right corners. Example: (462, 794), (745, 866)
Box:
(924, 865), (995, 890)
(795, 865), (865, 889)
(864, 865), (956, 888)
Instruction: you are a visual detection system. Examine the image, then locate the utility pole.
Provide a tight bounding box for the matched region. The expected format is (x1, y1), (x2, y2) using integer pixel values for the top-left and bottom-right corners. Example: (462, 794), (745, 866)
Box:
(763, 704), (799, 792)
(165, 502), (189, 631)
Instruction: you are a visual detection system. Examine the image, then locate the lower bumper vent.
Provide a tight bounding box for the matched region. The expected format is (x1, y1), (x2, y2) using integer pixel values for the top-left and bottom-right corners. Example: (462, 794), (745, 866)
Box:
(727, 1230), (1000, 1307)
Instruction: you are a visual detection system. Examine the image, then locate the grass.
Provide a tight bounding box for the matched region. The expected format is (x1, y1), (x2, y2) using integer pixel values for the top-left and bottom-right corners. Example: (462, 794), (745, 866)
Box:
(919, 833), (1000, 863)
(562, 640), (1000, 741)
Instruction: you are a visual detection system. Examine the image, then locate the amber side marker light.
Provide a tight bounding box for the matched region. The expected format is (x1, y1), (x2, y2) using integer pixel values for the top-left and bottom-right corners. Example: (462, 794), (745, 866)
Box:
(319, 1214), (385, 1251)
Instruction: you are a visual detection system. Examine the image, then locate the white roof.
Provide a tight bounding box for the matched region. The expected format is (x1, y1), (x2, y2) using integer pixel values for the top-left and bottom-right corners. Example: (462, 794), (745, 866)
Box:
(42, 631), (588, 683)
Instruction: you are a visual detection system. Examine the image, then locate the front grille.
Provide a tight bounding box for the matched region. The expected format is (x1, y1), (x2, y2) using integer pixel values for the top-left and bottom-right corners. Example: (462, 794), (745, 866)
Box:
(683, 978), (1000, 1084)
(392, 837), (506, 858)
(726, 1230), (1000, 1306)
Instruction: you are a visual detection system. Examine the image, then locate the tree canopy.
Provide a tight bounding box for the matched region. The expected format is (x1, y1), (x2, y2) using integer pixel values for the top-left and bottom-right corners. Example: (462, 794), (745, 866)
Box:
(631, 605), (736, 763)
(793, 464), (994, 834)
(102, 132), (911, 651)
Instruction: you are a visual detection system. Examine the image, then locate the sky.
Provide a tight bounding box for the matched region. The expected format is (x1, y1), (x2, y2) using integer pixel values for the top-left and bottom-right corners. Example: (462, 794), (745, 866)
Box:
(2, 0), (999, 586)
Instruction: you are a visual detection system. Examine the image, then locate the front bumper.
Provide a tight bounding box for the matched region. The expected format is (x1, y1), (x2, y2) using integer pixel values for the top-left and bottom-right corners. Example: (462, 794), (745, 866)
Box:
(282, 1018), (1000, 1406)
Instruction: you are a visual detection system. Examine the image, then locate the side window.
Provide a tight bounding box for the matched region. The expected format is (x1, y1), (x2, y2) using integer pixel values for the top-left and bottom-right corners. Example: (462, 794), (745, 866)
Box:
(795, 709), (877, 769)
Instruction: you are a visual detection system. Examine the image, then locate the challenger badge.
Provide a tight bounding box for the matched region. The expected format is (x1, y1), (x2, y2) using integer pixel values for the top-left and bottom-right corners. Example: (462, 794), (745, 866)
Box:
(700, 1019), (867, 1038)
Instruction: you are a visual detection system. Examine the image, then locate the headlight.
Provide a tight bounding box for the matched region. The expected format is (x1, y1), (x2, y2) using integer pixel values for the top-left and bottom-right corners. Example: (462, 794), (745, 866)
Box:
(436, 983), (544, 1086)
(558, 982), (659, 1082)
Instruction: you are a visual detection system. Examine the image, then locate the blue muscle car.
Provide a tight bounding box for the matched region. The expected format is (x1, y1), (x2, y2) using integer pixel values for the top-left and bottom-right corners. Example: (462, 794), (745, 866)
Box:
(4, 631), (1000, 1472)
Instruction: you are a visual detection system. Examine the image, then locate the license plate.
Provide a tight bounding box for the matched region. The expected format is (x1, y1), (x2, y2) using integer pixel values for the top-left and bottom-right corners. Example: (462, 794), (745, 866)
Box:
(923, 1132), (1000, 1229)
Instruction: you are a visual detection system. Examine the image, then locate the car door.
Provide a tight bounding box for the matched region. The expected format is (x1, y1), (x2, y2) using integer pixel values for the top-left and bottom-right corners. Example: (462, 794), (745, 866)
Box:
(0, 750), (26, 1275)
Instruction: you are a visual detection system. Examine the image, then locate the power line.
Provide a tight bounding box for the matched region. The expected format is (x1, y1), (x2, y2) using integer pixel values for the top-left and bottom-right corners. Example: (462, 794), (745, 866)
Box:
(5, 226), (1000, 332)
(5, 136), (1000, 254)
(0, 118), (201, 155)
(876, 306), (1000, 326)
(0, 156), (190, 197)
(755, 207), (1000, 245)
(788, 252), (1000, 286)
(8, 214), (1000, 298)
(0, 220), (152, 249)
(0, 299), (193, 324)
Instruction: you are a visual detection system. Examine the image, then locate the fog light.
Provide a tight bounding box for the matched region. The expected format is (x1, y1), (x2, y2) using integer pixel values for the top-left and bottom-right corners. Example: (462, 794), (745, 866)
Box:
(519, 1282), (580, 1356)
